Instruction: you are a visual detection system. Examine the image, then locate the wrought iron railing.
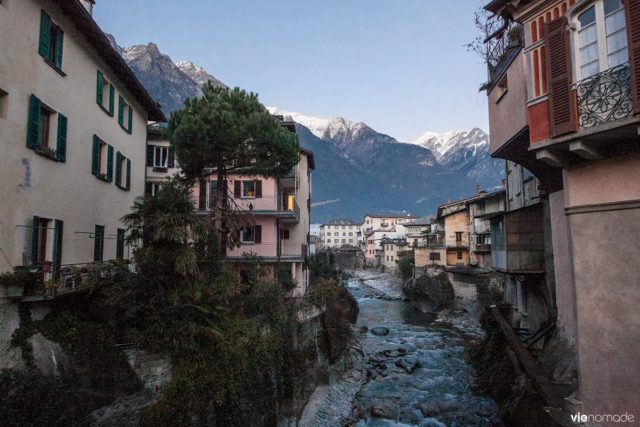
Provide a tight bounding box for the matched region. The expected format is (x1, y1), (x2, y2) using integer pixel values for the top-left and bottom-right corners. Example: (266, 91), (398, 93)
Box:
(576, 63), (633, 129)
(486, 23), (524, 83)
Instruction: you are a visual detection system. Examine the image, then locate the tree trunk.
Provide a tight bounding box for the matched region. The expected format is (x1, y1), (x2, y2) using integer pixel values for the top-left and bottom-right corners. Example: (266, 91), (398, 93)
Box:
(216, 162), (228, 258)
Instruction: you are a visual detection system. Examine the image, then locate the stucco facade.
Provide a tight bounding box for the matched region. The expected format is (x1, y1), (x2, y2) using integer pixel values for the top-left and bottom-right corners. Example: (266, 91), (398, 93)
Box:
(0, 0), (163, 303)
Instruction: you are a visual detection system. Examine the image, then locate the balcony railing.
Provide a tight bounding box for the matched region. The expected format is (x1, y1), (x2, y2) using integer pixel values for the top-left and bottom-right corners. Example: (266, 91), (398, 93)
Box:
(577, 63), (633, 129)
(226, 242), (307, 260)
(486, 23), (524, 83)
(229, 196), (300, 220)
(475, 243), (492, 252)
(5, 260), (130, 301)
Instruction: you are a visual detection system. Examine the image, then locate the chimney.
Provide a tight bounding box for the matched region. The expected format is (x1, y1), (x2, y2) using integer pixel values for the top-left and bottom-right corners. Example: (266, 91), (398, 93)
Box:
(81, 0), (95, 15)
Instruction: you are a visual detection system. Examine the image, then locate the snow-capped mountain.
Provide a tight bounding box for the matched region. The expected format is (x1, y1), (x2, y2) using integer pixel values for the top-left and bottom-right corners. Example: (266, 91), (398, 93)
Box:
(176, 60), (226, 90)
(411, 128), (490, 164)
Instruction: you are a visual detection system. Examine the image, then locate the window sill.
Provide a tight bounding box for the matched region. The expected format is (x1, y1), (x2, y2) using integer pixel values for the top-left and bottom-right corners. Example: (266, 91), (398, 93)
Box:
(95, 174), (110, 182)
(116, 184), (130, 191)
(42, 58), (66, 77)
(33, 147), (61, 162)
(153, 166), (168, 173)
(98, 103), (114, 117)
(119, 124), (132, 134)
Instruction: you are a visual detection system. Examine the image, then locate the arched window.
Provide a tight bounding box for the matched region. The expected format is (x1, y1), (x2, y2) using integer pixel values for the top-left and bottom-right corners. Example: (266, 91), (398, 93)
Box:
(572, 0), (628, 80)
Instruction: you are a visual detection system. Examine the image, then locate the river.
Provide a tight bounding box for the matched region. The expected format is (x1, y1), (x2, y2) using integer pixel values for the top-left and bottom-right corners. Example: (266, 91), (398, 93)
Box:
(300, 271), (502, 427)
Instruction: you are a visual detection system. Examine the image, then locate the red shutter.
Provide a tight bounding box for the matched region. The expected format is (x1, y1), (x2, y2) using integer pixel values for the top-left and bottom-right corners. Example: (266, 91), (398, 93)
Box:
(625, 0), (640, 114)
(234, 181), (241, 197)
(545, 18), (576, 136)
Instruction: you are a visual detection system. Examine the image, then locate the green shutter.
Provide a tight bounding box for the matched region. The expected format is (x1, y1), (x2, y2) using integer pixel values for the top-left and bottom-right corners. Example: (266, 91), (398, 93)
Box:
(52, 219), (63, 277)
(116, 228), (125, 260)
(91, 135), (100, 176)
(96, 70), (104, 106)
(127, 105), (133, 134)
(106, 145), (114, 182)
(56, 113), (67, 162)
(27, 95), (42, 149)
(31, 216), (40, 266)
(118, 95), (124, 127)
(108, 85), (115, 116)
(126, 159), (131, 191)
(54, 27), (63, 69)
(115, 151), (122, 186)
(94, 225), (104, 262)
(168, 146), (175, 168)
(39, 10), (51, 59)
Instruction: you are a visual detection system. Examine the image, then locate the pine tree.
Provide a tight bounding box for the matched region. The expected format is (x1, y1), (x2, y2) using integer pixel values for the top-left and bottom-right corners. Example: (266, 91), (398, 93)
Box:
(168, 83), (299, 255)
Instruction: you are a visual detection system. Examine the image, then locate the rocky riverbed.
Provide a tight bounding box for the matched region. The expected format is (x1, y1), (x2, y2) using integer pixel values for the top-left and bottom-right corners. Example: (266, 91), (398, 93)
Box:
(300, 271), (501, 426)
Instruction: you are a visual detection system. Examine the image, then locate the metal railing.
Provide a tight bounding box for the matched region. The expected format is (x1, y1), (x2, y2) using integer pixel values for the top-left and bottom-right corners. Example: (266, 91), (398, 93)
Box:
(227, 242), (307, 259)
(230, 195), (300, 219)
(577, 63), (633, 129)
(486, 23), (524, 83)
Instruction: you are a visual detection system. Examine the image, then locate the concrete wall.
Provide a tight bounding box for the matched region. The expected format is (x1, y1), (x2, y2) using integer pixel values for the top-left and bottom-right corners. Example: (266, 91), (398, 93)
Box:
(0, 0), (150, 276)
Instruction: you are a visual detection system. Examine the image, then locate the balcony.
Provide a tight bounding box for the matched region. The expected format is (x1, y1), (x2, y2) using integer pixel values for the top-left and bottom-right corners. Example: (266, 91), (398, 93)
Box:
(279, 169), (298, 189)
(4, 261), (129, 302)
(475, 244), (492, 253)
(576, 63), (633, 129)
(486, 23), (524, 88)
(230, 195), (300, 222)
(226, 242), (307, 261)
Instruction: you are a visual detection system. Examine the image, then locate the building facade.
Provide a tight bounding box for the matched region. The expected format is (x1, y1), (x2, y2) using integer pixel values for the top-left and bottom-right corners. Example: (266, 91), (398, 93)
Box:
(485, 0), (640, 419)
(468, 190), (506, 269)
(0, 0), (164, 302)
(318, 219), (359, 249)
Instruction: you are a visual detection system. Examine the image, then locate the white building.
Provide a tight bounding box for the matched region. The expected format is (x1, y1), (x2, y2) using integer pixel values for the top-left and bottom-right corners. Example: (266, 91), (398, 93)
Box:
(319, 219), (359, 249)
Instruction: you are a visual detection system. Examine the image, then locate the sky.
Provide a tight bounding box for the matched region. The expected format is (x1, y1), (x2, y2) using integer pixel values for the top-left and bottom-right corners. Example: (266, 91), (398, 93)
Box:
(94, 1), (490, 142)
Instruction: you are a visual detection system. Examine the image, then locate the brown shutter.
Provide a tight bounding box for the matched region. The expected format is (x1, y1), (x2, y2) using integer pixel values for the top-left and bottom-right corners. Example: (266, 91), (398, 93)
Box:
(255, 180), (262, 198)
(234, 181), (241, 197)
(254, 225), (262, 243)
(625, 0), (640, 114)
(545, 18), (576, 136)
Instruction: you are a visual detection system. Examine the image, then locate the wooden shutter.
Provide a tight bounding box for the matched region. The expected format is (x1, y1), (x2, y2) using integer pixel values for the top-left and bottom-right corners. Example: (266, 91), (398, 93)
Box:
(168, 146), (175, 168)
(545, 18), (576, 136)
(94, 225), (104, 262)
(147, 145), (154, 167)
(96, 70), (104, 106)
(625, 0), (640, 114)
(106, 145), (114, 182)
(255, 180), (262, 198)
(234, 181), (241, 197)
(118, 95), (124, 127)
(56, 113), (67, 162)
(39, 10), (51, 58)
(126, 159), (131, 191)
(116, 228), (125, 260)
(27, 95), (42, 149)
(127, 106), (133, 134)
(115, 151), (122, 185)
(52, 219), (63, 276)
(108, 85), (115, 116)
(54, 27), (63, 69)
(91, 135), (100, 176)
(31, 216), (40, 266)
(254, 225), (262, 244)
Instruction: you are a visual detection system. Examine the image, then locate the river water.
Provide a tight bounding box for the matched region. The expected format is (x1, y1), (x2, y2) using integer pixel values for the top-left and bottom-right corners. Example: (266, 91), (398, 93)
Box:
(345, 273), (502, 427)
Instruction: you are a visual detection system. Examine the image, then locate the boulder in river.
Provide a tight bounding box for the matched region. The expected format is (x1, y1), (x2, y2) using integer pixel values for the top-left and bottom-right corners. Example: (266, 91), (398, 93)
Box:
(403, 272), (455, 313)
(370, 327), (390, 336)
(369, 401), (398, 419)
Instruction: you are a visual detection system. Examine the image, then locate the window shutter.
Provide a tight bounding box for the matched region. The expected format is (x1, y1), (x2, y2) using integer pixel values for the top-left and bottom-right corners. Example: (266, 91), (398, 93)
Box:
(115, 151), (122, 185)
(108, 85), (115, 116)
(31, 216), (40, 266)
(118, 95), (124, 127)
(27, 95), (42, 149)
(147, 145), (154, 167)
(116, 228), (125, 260)
(94, 225), (104, 262)
(545, 18), (576, 136)
(234, 181), (241, 197)
(126, 159), (131, 191)
(39, 10), (51, 59)
(254, 225), (262, 244)
(106, 145), (114, 182)
(625, 0), (640, 114)
(96, 70), (104, 106)
(92, 136), (100, 176)
(52, 219), (63, 276)
(56, 113), (67, 162)
(168, 146), (175, 168)
(127, 106), (133, 134)
(255, 180), (262, 198)
(54, 27), (63, 69)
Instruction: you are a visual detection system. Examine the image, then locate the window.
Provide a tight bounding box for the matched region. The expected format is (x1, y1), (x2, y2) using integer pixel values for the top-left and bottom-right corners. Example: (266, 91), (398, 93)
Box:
(116, 228), (125, 260)
(280, 229), (290, 240)
(118, 95), (133, 133)
(574, 0), (628, 80)
(0, 88), (7, 119)
(96, 70), (115, 116)
(455, 232), (463, 243)
(208, 181), (218, 209)
(38, 10), (64, 71)
(327, 239), (331, 243)
(241, 225), (262, 243)
(115, 151), (131, 191)
(154, 146), (168, 168)
(92, 136), (113, 182)
(27, 95), (67, 162)
(146, 182), (164, 196)
(457, 251), (463, 260)
(233, 180), (262, 198)
(94, 225), (105, 262)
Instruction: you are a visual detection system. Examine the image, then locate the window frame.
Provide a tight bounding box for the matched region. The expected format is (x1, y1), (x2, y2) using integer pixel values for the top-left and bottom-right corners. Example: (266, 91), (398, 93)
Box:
(38, 10), (65, 74)
(96, 70), (115, 116)
(27, 94), (67, 162)
(154, 145), (169, 168)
